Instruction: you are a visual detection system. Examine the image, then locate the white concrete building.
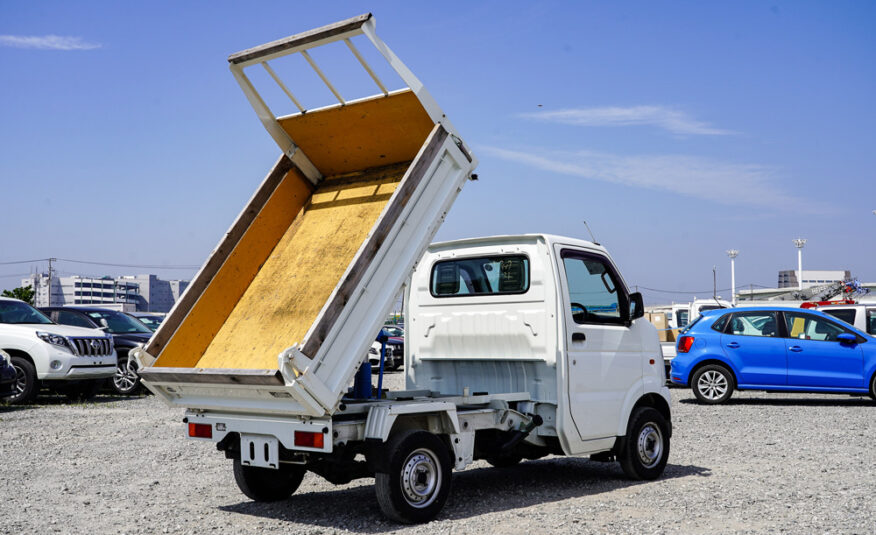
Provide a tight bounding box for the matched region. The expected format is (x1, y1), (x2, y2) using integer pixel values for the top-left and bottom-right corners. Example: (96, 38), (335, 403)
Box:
(22, 273), (189, 312)
(777, 269), (850, 289)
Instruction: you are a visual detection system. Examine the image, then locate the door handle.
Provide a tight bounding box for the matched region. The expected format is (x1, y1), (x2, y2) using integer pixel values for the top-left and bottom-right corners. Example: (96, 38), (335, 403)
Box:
(572, 332), (586, 342)
(789, 346), (803, 352)
(726, 342), (740, 349)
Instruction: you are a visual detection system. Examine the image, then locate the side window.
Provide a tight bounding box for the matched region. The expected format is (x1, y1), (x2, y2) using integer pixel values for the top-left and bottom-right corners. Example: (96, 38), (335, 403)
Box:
(676, 310), (690, 328)
(868, 309), (876, 336)
(823, 309), (856, 326)
(711, 313), (731, 333)
(56, 310), (95, 329)
(784, 312), (848, 342)
(561, 251), (627, 325)
(727, 311), (778, 337)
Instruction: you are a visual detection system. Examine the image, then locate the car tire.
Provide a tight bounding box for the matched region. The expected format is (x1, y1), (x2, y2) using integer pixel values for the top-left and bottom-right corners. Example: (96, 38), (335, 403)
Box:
(8, 357), (38, 404)
(619, 407), (670, 480)
(375, 430), (452, 524)
(111, 354), (142, 395)
(691, 364), (735, 404)
(232, 459), (306, 502)
(869, 373), (876, 401)
(63, 379), (101, 402)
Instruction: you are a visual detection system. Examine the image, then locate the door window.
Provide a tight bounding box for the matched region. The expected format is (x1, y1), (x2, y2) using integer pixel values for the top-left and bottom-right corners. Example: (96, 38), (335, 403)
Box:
(676, 310), (690, 328)
(783, 312), (848, 342)
(727, 311), (779, 337)
(56, 310), (95, 329)
(561, 251), (627, 325)
(822, 308), (856, 326)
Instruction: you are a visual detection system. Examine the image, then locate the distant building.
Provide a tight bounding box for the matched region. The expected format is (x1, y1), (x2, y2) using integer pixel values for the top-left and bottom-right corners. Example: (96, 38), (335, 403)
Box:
(21, 273), (189, 312)
(777, 269), (850, 289)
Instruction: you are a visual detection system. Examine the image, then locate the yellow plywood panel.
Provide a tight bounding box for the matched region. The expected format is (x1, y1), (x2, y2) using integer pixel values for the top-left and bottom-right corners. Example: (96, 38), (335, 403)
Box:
(278, 90), (434, 176)
(193, 163), (408, 370)
(154, 169), (313, 368)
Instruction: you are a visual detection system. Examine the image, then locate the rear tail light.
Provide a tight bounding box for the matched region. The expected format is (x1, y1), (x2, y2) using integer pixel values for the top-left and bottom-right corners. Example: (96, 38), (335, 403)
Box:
(678, 336), (695, 354)
(294, 430), (325, 449)
(188, 423), (212, 439)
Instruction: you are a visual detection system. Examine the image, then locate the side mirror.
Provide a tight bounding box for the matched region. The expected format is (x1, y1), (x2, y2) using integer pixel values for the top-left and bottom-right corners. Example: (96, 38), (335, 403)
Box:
(629, 292), (645, 322)
(837, 333), (857, 345)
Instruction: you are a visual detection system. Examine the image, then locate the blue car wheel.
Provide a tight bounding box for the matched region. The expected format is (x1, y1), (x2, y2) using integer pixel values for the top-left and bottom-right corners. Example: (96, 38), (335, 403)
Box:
(691, 364), (735, 404)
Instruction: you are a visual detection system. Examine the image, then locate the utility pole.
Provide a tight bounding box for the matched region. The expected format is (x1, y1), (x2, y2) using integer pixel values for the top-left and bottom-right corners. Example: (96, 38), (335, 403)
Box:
(726, 249), (739, 306)
(712, 265), (717, 301)
(47, 257), (57, 307)
(793, 239), (806, 291)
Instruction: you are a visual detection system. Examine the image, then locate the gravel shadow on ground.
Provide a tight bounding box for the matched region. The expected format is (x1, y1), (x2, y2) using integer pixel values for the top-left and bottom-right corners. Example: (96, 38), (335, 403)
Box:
(678, 395), (875, 407)
(218, 458), (710, 531)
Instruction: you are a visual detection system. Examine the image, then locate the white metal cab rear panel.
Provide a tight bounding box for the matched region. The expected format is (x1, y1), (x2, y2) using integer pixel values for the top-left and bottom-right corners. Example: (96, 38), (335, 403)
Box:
(407, 234), (666, 456)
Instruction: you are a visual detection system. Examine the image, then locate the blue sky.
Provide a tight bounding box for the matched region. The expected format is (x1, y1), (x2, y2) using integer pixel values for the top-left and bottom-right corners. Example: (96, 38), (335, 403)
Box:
(1, 1), (874, 305)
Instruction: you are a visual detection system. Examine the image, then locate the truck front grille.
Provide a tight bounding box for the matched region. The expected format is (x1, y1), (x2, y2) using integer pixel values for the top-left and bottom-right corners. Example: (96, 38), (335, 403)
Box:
(70, 337), (113, 356)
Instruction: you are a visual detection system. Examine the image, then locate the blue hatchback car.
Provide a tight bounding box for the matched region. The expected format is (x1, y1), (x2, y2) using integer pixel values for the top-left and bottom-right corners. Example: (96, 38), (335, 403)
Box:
(670, 306), (876, 403)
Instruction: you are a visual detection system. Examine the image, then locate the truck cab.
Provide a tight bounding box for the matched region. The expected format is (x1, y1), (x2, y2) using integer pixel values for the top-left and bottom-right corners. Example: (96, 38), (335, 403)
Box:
(818, 303), (876, 336)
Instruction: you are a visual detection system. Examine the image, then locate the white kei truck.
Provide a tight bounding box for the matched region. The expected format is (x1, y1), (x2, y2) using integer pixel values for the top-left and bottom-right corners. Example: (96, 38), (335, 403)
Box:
(132, 14), (672, 524)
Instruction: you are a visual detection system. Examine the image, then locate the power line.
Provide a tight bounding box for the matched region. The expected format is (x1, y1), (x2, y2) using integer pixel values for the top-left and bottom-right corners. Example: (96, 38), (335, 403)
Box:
(637, 283), (772, 295)
(0, 257), (199, 270)
(0, 259), (49, 265)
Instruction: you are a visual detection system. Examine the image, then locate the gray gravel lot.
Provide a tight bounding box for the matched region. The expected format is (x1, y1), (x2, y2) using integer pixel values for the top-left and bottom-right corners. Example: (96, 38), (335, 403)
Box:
(2, 373), (874, 535)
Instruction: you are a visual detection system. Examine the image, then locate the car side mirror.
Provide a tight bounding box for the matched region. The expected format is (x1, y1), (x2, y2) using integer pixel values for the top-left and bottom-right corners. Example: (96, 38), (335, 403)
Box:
(837, 333), (857, 345)
(629, 292), (645, 322)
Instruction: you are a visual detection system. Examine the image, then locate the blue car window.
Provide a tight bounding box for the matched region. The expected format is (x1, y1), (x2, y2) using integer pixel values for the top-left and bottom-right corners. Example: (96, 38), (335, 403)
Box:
(711, 313), (731, 332)
(784, 312), (847, 342)
(727, 312), (778, 337)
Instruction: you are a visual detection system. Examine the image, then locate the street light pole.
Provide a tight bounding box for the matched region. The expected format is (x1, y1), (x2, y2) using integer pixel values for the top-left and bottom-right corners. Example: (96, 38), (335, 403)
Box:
(726, 249), (739, 306)
(793, 238), (807, 291)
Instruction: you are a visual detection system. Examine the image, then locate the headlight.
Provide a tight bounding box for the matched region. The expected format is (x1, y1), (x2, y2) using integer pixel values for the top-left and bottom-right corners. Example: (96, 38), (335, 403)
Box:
(36, 331), (72, 353)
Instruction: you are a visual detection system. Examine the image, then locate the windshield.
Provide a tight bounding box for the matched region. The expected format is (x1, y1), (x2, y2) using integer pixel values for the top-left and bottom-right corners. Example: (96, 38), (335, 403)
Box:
(382, 326), (404, 337)
(680, 315), (703, 334)
(0, 300), (54, 324)
(86, 310), (152, 334)
(135, 316), (162, 330)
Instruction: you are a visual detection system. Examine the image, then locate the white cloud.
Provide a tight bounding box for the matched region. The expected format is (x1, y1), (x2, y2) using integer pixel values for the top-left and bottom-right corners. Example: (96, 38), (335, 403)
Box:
(521, 106), (733, 136)
(0, 35), (101, 51)
(480, 146), (828, 213)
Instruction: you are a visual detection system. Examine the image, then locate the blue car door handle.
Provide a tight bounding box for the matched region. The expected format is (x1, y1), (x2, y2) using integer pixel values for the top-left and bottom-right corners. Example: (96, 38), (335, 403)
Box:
(726, 342), (740, 348)
(789, 346), (803, 352)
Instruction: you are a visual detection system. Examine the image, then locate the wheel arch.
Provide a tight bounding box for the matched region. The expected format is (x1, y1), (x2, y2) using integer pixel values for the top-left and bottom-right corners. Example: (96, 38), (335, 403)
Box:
(631, 393), (671, 437)
(689, 358), (738, 387)
(4, 348), (35, 365)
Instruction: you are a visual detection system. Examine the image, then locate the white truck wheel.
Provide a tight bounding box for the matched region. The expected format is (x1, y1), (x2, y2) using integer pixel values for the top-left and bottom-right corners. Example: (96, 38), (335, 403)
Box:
(233, 459), (305, 502)
(619, 407), (670, 480)
(375, 430), (452, 524)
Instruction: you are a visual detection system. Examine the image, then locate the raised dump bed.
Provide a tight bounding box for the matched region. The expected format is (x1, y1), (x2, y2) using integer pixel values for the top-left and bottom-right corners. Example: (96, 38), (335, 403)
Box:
(136, 14), (477, 418)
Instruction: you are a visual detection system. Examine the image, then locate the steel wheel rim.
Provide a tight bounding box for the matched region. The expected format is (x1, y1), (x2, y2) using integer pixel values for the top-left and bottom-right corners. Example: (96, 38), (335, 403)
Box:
(400, 448), (441, 508)
(637, 423), (663, 468)
(697, 370), (728, 400)
(12, 364), (27, 396)
(113, 359), (138, 392)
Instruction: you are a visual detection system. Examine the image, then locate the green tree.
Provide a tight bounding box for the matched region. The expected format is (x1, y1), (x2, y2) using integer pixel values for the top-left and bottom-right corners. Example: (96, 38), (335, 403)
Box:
(2, 285), (35, 305)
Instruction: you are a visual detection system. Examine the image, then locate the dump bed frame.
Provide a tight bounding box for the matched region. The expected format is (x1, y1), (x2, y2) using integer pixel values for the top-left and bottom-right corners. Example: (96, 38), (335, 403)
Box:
(135, 14), (477, 419)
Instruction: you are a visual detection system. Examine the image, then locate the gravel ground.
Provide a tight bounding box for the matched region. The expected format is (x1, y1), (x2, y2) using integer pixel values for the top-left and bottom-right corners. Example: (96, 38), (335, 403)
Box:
(2, 373), (874, 535)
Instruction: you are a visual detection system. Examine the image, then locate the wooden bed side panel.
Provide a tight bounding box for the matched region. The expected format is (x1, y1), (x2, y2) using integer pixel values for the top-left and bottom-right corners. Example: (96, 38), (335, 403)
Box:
(193, 163), (409, 370)
(278, 90), (434, 177)
(153, 166), (313, 368)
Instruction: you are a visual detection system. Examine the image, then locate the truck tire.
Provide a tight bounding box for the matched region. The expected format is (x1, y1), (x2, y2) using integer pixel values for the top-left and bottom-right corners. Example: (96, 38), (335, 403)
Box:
(375, 430), (452, 524)
(63, 380), (101, 402)
(232, 459), (305, 502)
(691, 364), (735, 404)
(619, 407), (670, 480)
(9, 357), (38, 404)
(111, 355), (142, 395)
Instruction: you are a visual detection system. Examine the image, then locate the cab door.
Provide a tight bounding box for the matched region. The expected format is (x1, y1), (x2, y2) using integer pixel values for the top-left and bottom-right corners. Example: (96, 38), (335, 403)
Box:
(556, 246), (642, 441)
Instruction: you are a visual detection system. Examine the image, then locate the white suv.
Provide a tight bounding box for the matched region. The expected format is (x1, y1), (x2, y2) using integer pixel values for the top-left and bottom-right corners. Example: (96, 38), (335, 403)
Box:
(0, 297), (116, 403)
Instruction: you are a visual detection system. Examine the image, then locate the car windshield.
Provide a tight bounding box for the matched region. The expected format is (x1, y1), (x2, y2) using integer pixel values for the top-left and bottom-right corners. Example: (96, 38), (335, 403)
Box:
(134, 316), (162, 330)
(86, 310), (152, 334)
(382, 326), (404, 337)
(0, 300), (54, 324)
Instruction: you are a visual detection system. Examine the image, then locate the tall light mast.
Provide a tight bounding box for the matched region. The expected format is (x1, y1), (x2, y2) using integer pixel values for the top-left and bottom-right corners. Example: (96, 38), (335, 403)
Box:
(726, 249), (739, 305)
(792, 239), (807, 291)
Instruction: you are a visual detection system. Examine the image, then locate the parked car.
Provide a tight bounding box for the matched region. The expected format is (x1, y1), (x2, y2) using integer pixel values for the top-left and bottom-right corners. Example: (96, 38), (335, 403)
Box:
(670, 306), (876, 403)
(127, 312), (165, 332)
(0, 297), (116, 403)
(817, 303), (876, 336)
(0, 348), (17, 399)
(367, 325), (404, 371)
(41, 307), (152, 395)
